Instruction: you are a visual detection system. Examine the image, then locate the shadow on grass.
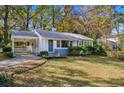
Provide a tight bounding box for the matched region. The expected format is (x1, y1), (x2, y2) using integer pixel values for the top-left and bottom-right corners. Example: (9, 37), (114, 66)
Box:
(17, 62), (46, 74)
(56, 66), (88, 77)
(13, 63), (96, 87)
(9, 56), (124, 87)
(106, 78), (124, 86)
(74, 56), (124, 69)
(93, 77), (124, 87)
(15, 75), (96, 87)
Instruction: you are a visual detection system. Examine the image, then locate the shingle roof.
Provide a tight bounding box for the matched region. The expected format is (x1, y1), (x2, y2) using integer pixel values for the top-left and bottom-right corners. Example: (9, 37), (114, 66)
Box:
(36, 29), (93, 41)
(11, 29), (93, 41)
(63, 33), (93, 41)
(36, 29), (79, 40)
(11, 30), (38, 37)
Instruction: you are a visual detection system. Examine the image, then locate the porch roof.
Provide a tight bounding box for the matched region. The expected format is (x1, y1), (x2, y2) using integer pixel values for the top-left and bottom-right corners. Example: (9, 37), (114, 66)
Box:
(11, 30), (38, 38)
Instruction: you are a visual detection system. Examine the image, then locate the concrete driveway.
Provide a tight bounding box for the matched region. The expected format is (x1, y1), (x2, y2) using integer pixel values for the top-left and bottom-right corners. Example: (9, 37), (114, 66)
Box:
(0, 54), (40, 67)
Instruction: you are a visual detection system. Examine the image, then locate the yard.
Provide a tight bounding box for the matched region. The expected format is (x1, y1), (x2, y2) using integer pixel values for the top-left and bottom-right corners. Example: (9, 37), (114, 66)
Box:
(1, 55), (124, 87)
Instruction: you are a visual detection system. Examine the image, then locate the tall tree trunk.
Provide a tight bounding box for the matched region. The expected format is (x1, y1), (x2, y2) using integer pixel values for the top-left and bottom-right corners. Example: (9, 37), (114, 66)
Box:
(52, 5), (55, 28)
(4, 5), (9, 45)
(26, 6), (30, 30)
(40, 16), (43, 29)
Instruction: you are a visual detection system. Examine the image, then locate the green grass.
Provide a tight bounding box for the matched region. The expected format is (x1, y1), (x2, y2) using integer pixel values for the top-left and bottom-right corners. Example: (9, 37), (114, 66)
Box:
(2, 55), (124, 87)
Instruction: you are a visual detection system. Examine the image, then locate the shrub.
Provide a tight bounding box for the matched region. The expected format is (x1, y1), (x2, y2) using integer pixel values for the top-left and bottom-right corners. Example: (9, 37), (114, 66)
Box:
(3, 46), (11, 52)
(4, 52), (14, 58)
(99, 46), (107, 56)
(87, 46), (94, 54)
(106, 51), (117, 58)
(0, 41), (5, 48)
(92, 45), (107, 56)
(82, 45), (89, 55)
(118, 54), (124, 60)
(118, 51), (124, 60)
(0, 72), (13, 87)
(39, 51), (48, 58)
(68, 46), (82, 56)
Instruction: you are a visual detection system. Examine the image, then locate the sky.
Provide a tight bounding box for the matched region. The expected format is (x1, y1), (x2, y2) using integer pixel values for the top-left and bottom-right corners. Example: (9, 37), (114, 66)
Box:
(115, 5), (124, 13)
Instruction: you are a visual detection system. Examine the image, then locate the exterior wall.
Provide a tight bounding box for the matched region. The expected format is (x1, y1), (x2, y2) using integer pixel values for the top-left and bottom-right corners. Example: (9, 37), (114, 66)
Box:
(55, 48), (69, 56)
(107, 41), (117, 51)
(38, 38), (93, 56)
(53, 40), (57, 49)
(39, 39), (56, 53)
(39, 39), (48, 52)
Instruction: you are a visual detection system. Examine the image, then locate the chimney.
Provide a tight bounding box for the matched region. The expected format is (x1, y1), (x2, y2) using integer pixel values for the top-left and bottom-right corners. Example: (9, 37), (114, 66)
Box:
(52, 27), (56, 32)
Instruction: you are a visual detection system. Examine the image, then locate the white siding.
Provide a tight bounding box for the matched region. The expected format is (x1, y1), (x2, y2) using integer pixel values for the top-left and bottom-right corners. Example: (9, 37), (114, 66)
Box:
(53, 40), (57, 49)
(39, 39), (57, 52)
(39, 39), (48, 52)
(72, 40), (77, 46)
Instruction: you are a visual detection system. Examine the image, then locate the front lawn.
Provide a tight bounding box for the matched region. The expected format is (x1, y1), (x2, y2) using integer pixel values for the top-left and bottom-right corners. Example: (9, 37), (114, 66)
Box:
(2, 55), (124, 87)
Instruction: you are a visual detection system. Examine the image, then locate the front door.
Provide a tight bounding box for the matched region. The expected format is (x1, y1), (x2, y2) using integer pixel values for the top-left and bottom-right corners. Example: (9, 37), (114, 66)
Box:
(48, 40), (53, 52)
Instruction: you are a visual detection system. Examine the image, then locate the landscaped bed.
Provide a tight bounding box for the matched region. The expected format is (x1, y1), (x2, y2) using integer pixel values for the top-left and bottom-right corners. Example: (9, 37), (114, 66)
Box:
(1, 55), (124, 87)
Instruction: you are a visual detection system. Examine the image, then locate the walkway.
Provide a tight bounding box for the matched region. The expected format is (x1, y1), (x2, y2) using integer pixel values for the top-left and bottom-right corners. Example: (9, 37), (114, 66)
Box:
(0, 54), (41, 67)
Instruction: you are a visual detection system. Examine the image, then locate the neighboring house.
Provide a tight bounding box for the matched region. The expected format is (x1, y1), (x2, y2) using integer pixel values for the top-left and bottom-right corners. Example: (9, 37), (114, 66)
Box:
(108, 34), (124, 51)
(99, 33), (124, 51)
(11, 29), (93, 56)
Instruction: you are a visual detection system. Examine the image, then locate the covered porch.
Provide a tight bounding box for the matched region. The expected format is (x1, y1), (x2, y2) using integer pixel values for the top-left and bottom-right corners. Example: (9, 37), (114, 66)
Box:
(11, 36), (39, 55)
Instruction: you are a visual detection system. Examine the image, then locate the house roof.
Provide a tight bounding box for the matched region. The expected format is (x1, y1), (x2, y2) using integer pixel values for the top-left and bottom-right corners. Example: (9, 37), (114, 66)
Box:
(36, 29), (77, 40)
(11, 29), (93, 41)
(36, 29), (93, 41)
(63, 32), (93, 41)
(11, 30), (38, 37)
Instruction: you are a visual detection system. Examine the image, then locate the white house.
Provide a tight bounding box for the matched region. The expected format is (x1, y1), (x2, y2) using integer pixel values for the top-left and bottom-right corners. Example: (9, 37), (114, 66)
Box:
(11, 29), (93, 56)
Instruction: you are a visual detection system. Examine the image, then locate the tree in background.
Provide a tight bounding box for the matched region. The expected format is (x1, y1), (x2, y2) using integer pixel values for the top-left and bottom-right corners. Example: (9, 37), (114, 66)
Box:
(0, 5), (122, 47)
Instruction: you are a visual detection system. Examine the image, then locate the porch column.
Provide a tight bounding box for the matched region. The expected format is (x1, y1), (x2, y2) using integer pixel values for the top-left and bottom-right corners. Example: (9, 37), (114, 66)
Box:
(12, 38), (14, 53)
(60, 40), (62, 48)
(88, 41), (90, 46)
(77, 40), (78, 46)
(69, 41), (70, 46)
(91, 42), (93, 47)
(35, 39), (38, 55)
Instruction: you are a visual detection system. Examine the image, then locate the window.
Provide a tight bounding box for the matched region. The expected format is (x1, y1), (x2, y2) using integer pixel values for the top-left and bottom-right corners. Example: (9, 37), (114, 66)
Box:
(57, 40), (60, 47)
(78, 41), (82, 46)
(89, 42), (93, 46)
(61, 40), (69, 47)
(84, 41), (88, 46)
(56, 40), (69, 48)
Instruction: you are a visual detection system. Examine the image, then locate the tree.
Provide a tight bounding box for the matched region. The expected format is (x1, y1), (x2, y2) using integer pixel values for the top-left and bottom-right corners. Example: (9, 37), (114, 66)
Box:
(3, 5), (9, 45)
